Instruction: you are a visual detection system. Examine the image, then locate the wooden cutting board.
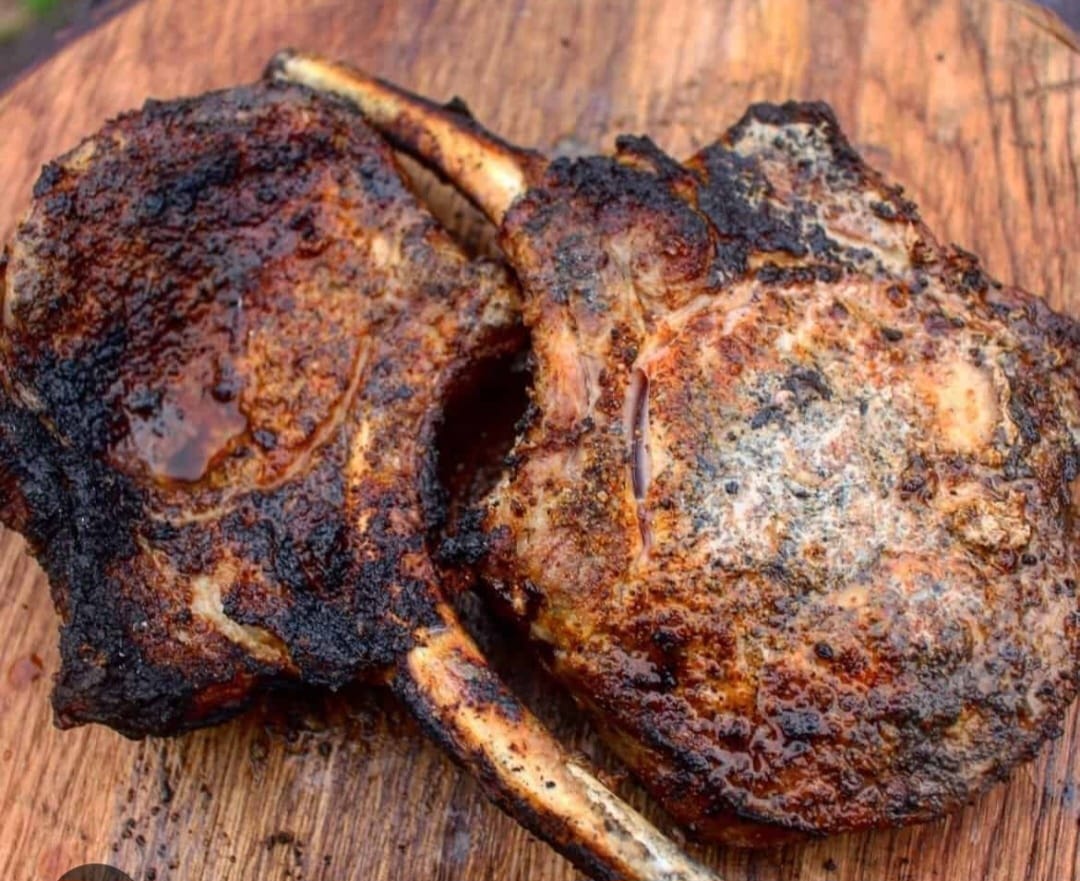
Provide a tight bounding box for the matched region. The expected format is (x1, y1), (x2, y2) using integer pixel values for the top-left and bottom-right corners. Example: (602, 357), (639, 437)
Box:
(0, 1), (1077, 879)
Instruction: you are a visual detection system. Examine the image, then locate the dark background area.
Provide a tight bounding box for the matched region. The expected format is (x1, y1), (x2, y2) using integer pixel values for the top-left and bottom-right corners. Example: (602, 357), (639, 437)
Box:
(1, 0), (1079, 92)
(1043, 0), (1080, 27)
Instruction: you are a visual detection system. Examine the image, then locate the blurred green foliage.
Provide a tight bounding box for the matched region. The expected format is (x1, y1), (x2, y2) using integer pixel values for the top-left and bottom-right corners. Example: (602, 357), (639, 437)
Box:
(0, 0), (66, 44)
(24, 0), (62, 15)
(23, 0), (61, 14)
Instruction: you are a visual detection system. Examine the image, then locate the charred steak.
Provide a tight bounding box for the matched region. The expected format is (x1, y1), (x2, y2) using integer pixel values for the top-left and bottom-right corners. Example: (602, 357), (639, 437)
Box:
(277, 53), (1080, 845)
(0, 80), (718, 881)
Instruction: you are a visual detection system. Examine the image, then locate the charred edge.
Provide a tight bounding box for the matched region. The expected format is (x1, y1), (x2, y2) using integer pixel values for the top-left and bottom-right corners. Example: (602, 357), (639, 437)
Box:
(536, 152), (708, 258)
(725, 99), (921, 230)
(983, 281), (1080, 366)
(614, 135), (695, 184)
(0, 397), (226, 737)
(688, 146), (809, 280)
(0, 254), (23, 532)
(603, 707), (822, 841)
(442, 95), (475, 120)
(728, 100), (862, 169)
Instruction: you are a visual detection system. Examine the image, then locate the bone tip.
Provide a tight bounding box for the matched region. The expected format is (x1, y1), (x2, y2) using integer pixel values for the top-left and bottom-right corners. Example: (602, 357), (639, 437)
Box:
(263, 48), (301, 82)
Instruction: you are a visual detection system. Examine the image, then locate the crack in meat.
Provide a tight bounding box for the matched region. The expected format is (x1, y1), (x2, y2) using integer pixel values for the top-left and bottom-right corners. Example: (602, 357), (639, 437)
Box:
(627, 367), (653, 555)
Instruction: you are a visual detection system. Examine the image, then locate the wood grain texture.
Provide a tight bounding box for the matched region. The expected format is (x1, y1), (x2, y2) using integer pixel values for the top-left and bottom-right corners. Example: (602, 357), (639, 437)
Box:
(0, 1), (1077, 879)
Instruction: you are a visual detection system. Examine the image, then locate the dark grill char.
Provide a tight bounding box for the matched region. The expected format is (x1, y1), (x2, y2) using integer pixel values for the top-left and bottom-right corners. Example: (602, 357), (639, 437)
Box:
(0, 81), (516, 733)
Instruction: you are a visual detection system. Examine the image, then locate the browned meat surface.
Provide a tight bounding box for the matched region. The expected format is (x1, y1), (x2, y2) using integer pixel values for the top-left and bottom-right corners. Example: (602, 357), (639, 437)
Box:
(0, 81), (519, 735)
(277, 54), (1080, 846)
(0, 77), (721, 881)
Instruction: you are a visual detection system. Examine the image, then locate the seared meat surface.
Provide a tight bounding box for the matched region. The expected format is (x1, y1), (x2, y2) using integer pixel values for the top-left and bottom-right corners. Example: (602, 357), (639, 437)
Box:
(0, 81), (518, 735)
(0, 80), (718, 881)
(488, 108), (1080, 842)
(277, 55), (1080, 845)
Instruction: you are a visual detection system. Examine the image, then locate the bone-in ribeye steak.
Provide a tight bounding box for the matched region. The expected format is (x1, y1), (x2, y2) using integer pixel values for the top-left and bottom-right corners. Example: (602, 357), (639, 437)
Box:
(277, 52), (1080, 846)
(0, 79), (718, 881)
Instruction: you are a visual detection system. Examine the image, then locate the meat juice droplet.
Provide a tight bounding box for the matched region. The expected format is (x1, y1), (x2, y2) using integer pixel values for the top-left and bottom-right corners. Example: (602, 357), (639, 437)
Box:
(127, 381), (248, 482)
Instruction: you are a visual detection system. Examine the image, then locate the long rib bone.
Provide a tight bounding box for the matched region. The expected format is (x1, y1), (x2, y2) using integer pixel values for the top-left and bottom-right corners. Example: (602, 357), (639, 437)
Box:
(398, 604), (719, 881)
(268, 51), (542, 222)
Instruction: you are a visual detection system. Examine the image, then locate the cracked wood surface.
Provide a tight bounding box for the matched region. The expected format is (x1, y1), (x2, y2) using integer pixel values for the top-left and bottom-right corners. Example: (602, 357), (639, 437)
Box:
(0, 1), (1077, 879)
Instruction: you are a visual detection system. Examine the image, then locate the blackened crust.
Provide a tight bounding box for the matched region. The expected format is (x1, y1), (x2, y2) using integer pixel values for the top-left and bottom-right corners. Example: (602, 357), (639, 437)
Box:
(0, 81), (521, 736)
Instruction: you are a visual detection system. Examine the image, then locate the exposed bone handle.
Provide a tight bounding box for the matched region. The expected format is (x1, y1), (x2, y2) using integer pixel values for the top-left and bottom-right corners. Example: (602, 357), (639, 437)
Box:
(394, 606), (721, 881)
(267, 50), (545, 223)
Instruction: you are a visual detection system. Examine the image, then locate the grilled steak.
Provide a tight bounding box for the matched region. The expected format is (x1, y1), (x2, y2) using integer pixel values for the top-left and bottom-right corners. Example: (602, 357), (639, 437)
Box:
(277, 53), (1080, 846)
(0, 80), (718, 881)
